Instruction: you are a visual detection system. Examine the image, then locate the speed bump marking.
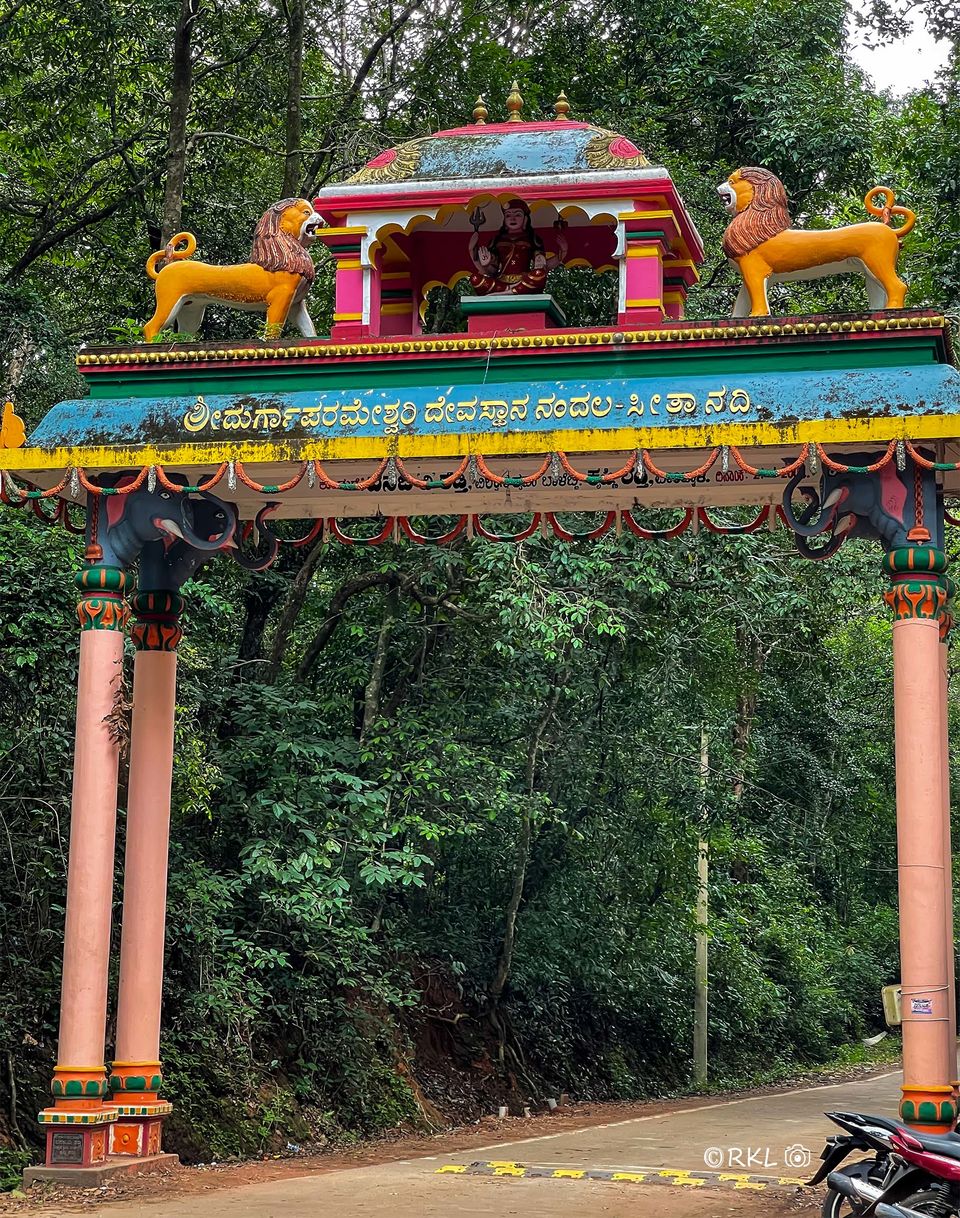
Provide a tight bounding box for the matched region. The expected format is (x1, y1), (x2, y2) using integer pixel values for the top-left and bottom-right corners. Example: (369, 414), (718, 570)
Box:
(435, 1161), (806, 1191)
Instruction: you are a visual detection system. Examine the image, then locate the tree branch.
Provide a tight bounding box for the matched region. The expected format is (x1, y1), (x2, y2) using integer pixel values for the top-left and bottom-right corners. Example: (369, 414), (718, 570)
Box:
(262, 536), (327, 684)
(300, 0), (426, 195)
(3, 164), (165, 282)
(296, 571), (399, 681)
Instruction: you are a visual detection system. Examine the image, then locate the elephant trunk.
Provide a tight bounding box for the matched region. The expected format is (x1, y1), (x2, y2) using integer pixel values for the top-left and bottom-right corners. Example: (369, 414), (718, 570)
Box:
(231, 504), (281, 571)
(154, 492), (238, 551)
(781, 470), (846, 537)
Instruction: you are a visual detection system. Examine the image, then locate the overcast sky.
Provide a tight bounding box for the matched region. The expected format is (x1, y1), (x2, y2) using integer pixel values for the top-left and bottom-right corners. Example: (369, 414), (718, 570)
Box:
(848, 2), (951, 93)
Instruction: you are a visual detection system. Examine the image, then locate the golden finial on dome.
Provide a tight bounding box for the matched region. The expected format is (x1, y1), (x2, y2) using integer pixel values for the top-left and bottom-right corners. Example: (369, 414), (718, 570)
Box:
(554, 90), (571, 120)
(506, 80), (523, 122)
(473, 94), (488, 125)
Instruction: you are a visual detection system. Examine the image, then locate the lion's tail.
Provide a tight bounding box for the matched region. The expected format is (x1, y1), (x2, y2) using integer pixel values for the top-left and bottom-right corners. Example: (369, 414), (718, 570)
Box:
(146, 232), (198, 280)
(864, 187), (916, 241)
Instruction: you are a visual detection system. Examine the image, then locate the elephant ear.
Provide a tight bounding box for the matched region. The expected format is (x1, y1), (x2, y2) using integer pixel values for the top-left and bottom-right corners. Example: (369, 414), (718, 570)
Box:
(232, 503), (281, 571)
(880, 460), (907, 525)
(104, 473), (150, 528)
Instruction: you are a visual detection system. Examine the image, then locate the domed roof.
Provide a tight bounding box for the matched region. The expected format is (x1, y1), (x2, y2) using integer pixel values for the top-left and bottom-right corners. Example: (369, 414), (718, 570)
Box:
(346, 120), (650, 186)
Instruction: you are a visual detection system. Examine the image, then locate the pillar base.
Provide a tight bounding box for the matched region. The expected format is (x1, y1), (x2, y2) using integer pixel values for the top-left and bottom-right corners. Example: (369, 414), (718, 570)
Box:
(24, 1153), (179, 1188)
(900, 1083), (957, 1132)
(617, 305), (665, 328)
(110, 1103), (172, 1156)
(38, 1107), (117, 1168)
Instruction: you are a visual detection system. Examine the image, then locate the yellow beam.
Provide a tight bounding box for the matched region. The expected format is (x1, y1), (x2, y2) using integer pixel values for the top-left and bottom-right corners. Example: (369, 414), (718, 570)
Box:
(5, 411), (960, 473)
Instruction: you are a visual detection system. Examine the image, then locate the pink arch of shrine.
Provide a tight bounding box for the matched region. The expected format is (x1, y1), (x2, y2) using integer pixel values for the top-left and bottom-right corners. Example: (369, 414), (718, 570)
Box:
(311, 118), (701, 338)
(4, 96), (960, 1183)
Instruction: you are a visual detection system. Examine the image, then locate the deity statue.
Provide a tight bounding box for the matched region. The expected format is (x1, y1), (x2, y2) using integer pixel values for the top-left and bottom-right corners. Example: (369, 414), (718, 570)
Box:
(468, 199), (568, 295)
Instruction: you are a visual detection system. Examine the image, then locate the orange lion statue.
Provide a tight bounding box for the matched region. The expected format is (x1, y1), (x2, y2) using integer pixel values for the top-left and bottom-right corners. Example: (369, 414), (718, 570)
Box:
(143, 198), (322, 341)
(717, 168), (915, 317)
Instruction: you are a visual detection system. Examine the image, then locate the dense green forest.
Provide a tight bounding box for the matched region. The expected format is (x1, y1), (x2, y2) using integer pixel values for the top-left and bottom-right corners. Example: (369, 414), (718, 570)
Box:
(1, 0), (959, 1175)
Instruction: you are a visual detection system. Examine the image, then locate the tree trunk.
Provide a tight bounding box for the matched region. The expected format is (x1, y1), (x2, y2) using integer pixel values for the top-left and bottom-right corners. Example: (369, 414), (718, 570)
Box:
(361, 586), (400, 742)
(160, 0), (198, 245)
(239, 581), (282, 663)
(263, 536), (326, 684)
(296, 571), (398, 682)
(281, 0), (305, 198)
(488, 673), (566, 1013)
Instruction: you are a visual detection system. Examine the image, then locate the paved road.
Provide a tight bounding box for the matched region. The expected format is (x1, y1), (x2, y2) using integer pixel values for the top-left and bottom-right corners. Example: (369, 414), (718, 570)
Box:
(414, 1068), (902, 1178)
(29, 1070), (903, 1218)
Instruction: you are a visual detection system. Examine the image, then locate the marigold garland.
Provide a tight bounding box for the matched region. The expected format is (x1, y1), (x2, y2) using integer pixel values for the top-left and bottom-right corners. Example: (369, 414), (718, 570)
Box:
(77, 467), (150, 496)
(729, 445), (809, 478)
(474, 454), (552, 487)
(152, 464), (229, 494)
(234, 461), (306, 494)
(814, 440), (896, 475)
(641, 448), (720, 481)
(394, 455), (470, 490)
(905, 441), (960, 473)
(555, 451), (638, 484)
(312, 458), (389, 491)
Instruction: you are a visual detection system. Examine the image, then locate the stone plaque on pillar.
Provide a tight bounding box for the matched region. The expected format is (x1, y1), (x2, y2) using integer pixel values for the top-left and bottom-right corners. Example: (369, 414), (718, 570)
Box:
(49, 1132), (84, 1164)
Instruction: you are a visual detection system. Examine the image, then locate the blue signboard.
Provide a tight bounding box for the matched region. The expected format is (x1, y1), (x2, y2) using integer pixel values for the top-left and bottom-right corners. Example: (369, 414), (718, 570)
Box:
(27, 364), (960, 449)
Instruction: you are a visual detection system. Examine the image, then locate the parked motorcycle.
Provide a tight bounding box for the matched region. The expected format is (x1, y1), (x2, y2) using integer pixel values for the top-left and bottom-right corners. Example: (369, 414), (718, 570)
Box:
(867, 1125), (960, 1217)
(810, 1111), (960, 1218)
(810, 1111), (906, 1217)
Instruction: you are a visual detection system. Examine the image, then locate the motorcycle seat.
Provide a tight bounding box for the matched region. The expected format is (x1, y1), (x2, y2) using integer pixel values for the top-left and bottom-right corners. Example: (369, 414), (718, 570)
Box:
(859, 1113), (960, 1145)
(904, 1130), (960, 1158)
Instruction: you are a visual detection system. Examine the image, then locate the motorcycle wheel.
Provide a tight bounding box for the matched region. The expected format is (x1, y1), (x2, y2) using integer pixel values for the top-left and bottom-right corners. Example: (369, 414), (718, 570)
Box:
(821, 1162), (881, 1218)
(822, 1186), (949, 1218)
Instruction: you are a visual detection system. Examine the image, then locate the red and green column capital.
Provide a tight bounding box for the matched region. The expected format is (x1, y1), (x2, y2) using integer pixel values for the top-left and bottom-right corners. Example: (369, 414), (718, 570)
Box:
(75, 567), (130, 631)
(883, 545), (949, 623)
(900, 1084), (958, 1132)
(130, 591), (185, 652)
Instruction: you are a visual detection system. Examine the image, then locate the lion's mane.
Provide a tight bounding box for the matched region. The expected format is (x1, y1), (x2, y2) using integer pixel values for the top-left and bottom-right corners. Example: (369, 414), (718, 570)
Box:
(250, 198), (316, 283)
(722, 168), (793, 259)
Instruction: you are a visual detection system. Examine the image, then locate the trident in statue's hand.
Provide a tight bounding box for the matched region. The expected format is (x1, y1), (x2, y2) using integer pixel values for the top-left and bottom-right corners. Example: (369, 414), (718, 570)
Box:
(469, 206), (486, 232)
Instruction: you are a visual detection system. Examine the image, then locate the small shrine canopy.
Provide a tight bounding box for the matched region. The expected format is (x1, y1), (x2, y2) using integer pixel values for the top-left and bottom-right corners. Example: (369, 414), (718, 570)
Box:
(312, 89), (703, 338)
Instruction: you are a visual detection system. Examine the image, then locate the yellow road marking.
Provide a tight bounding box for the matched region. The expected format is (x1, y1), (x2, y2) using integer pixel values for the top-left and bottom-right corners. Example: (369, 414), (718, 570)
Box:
(433, 1161), (799, 1192)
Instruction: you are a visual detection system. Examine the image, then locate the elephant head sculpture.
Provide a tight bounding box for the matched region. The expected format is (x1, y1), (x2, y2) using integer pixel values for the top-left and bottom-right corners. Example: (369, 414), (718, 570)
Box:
(781, 450), (941, 560)
(86, 474), (239, 570)
(138, 498), (281, 592)
(85, 473), (282, 583)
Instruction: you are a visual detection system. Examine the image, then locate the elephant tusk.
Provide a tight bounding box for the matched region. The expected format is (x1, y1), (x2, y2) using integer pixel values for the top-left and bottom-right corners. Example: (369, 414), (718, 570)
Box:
(154, 516), (185, 539)
(821, 487), (846, 510)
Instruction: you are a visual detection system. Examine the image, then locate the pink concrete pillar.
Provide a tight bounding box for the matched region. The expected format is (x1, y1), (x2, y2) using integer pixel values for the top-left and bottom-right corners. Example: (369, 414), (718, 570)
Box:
(618, 239), (665, 329)
(316, 225), (367, 340)
(885, 544), (957, 1131)
(941, 616), (958, 1085)
(39, 566), (129, 1168)
(109, 592), (182, 1157)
